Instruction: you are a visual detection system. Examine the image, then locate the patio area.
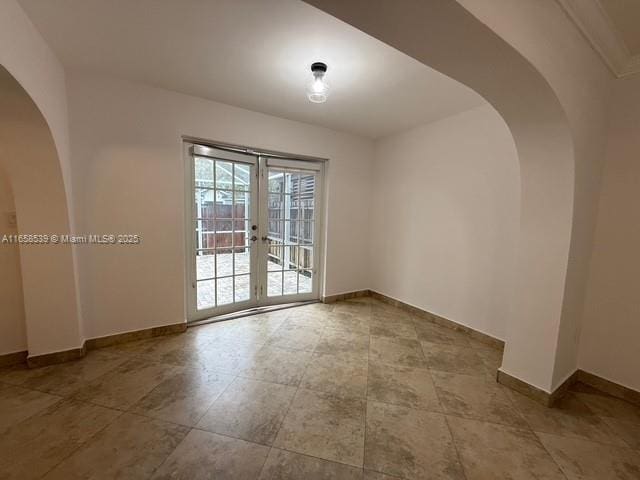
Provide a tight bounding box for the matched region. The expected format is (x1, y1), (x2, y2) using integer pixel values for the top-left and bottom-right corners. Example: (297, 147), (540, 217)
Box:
(196, 253), (312, 310)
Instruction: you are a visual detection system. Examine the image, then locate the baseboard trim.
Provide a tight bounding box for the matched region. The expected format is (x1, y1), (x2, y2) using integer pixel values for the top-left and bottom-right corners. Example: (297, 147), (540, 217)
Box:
(27, 345), (86, 368)
(0, 350), (28, 368)
(497, 369), (579, 407)
(322, 289), (370, 304)
(369, 290), (505, 351)
(19, 321), (187, 369)
(577, 369), (640, 407)
(497, 368), (640, 408)
(497, 370), (551, 405)
(84, 322), (187, 350)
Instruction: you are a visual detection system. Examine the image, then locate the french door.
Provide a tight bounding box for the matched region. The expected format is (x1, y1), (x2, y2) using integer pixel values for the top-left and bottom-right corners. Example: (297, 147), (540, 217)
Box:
(186, 142), (324, 320)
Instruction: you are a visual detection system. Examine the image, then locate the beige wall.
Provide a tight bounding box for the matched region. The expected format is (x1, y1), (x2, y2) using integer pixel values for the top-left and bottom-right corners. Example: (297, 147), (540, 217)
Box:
(579, 74), (640, 391)
(371, 105), (519, 341)
(0, 165), (26, 354)
(67, 71), (373, 340)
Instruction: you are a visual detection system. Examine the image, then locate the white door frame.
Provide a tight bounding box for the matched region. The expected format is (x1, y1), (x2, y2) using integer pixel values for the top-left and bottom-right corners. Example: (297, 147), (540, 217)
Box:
(185, 140), (326, 322)
(255, 156), (325, 307)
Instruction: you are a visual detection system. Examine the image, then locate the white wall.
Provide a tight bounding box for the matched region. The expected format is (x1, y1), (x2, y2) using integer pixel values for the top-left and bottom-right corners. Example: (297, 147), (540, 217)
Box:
(457, 0), (613, 390)
(0, 0), (83, 357)
(579, 74), (640, 392)
(370, 105), (519, 340)
(0, 165), (27, 354)
(67, 71), (373, 339)
(308, 0), (614, 393)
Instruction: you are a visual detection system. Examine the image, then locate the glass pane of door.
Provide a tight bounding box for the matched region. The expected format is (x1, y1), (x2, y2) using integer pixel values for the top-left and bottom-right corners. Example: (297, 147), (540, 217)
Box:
(264, 166), (318, 299)
(193, 151), (256, 313)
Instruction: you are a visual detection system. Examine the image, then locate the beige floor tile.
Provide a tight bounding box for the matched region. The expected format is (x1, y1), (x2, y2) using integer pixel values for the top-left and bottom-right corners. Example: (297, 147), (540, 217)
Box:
(267, 323), (325, 351)
(413, 321), (471, 346)
(259, 448), (364, 479)
(44, 412), (188, 479)
(1, 351), (128, 397)
(367, 362), (440, 412)
(473, 345), (504, 380)
(238, 346), (312, 385)
(447, 416), (565, 479)
(601, 416), (640, 449)
(369, 305), (400, 317)
(539, 431), (640, 480)
(73, 356), (181, 409)
(574, 391), (640, 424)
(92, 337), (155, 357)
(198, 377), (296, 445)
(297, 302), (335, 314)
(364, 401), (464, 480)
(188, 319), (246, 341)
(432, 371), (527, 428)
(219, 324), (277, 345)
(369, 320), (417, 340)
(325, 312), (371, 334)
(274, 388), (366, 467)
(0, 384), (61, 433)
(177, 340), (261, 374)
(508, 390), (628, 446)
(370, 308), (412, 322)
(333, 302), (371, 317)
(363, 471), (401, 479)
(146, 331), (216, 357)
(0, 399), (120, 480)
(421, 341), (486, 376)
(4, 300), (637, 480)
(287, 309), (328, 327)
(130, 367), (234, 426)
(300, 351), (368, 397)
(152, 429), (270, 480)
(315, 329), (369, 356)
(369, 337), (427, 369)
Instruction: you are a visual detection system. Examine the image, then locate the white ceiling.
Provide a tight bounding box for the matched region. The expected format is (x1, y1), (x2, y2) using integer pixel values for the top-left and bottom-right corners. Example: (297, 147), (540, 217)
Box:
(18, 0), (485, 139)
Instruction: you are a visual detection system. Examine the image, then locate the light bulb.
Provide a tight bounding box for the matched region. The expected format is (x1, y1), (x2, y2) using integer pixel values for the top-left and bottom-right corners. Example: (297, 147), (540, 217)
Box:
(307, 62), (329, 103)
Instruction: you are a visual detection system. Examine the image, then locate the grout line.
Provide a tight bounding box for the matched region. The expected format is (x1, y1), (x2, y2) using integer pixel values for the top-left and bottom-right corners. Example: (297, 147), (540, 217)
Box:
(363, 302), (372, 475)
(427, 361), (469, 480)
(38, 403), (128, 478)
(531, 430), (571, 480)
(441, 414), (470, 480)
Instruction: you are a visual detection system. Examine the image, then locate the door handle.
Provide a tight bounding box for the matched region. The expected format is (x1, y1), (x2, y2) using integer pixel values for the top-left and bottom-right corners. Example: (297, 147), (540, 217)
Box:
(250, 235), (257, 242)
(261, 236), (268, 242)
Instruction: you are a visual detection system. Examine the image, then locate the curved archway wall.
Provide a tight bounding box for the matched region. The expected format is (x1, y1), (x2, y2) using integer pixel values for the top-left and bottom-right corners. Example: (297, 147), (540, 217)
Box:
(0, 66), (82, 357)
(0, 163), (27, 354)
(306, 0), (612, 393)
(0, 0), (82, 357)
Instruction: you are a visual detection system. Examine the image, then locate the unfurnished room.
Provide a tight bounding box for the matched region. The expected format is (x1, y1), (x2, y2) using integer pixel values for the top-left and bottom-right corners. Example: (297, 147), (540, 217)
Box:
(1, 0), (639, 478)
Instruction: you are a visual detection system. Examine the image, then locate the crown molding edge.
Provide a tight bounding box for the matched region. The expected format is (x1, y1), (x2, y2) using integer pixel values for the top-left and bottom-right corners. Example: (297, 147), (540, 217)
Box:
(556, 0), (640, 78)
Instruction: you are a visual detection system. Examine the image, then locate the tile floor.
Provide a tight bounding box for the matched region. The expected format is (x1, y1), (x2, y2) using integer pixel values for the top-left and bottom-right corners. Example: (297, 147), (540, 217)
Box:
(1, 297), (639, 479)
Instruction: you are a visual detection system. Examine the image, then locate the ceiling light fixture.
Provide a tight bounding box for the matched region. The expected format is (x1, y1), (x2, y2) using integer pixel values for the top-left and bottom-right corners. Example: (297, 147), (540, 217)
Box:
(307, 62), (329, 103)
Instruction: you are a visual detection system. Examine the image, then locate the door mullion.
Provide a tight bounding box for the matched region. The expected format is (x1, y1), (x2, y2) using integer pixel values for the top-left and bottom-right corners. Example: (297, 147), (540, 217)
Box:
(256, 156), (267, 302)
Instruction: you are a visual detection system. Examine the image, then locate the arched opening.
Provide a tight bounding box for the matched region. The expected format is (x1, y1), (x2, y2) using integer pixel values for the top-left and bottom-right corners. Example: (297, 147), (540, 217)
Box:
(0, 65), (82, 361)
(306, 0), (576, 393)
(0, 162), (27, 360)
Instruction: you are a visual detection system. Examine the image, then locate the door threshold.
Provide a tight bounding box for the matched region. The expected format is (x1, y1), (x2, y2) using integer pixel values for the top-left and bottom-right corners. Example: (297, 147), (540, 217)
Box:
(187, 300), (319, 328)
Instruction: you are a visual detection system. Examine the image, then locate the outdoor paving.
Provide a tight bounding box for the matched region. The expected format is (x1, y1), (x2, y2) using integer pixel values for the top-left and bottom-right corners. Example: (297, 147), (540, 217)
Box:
(196, 253), (312, 310)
